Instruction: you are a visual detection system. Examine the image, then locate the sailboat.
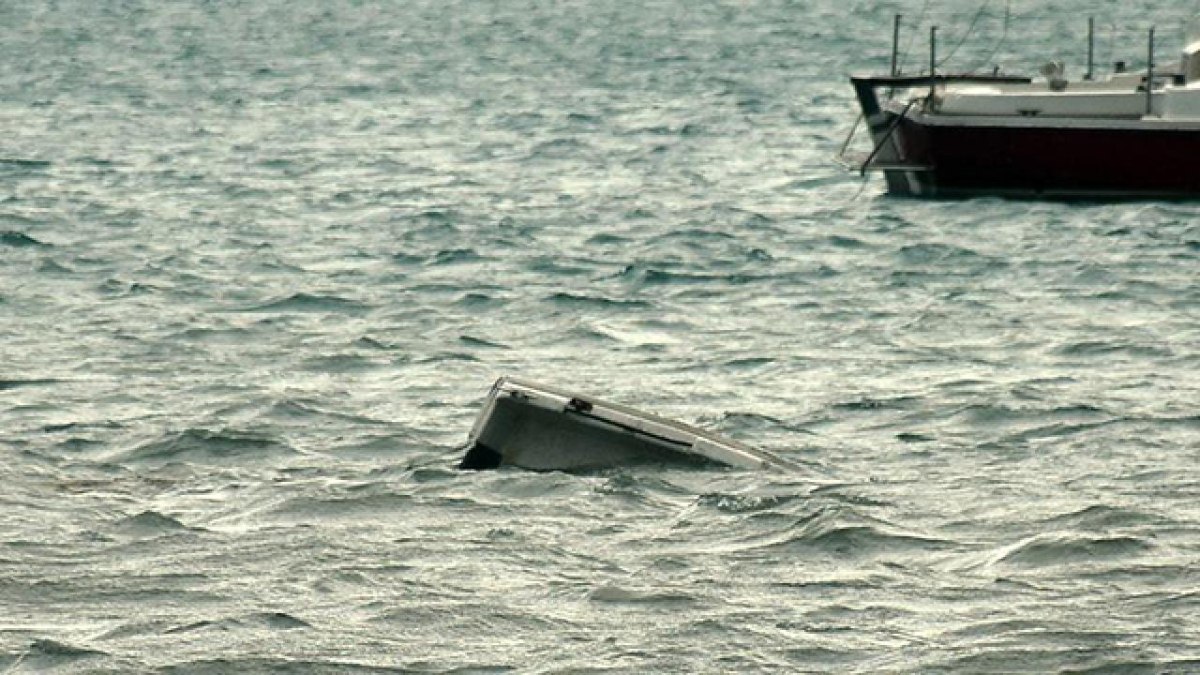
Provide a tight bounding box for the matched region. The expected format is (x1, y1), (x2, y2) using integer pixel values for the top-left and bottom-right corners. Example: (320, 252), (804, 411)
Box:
(844, 15), (1200, 198)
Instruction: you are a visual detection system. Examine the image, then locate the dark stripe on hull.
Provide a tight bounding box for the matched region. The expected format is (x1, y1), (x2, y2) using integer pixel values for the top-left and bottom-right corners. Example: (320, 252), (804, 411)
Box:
(885, 114), (1200, 199)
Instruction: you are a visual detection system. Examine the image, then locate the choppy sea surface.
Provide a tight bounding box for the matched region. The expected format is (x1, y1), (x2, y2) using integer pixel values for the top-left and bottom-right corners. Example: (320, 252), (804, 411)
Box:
(3, 0), (1199, 672)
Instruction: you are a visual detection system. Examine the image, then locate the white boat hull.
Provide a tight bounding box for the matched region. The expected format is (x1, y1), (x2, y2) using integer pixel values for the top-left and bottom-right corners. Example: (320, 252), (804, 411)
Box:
(460, 377), (793, 472)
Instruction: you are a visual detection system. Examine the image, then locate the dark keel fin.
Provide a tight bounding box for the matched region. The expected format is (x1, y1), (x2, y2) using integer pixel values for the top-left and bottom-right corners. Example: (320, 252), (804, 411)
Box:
(459, 442), (503, 470)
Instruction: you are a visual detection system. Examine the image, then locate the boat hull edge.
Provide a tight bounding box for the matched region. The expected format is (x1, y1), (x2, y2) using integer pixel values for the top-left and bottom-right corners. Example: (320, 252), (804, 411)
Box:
(877, 110), (1200, 199)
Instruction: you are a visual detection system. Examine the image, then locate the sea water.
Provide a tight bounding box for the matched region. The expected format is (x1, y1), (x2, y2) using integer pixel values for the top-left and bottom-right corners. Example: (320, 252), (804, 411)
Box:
(2, 0), (1199, 672)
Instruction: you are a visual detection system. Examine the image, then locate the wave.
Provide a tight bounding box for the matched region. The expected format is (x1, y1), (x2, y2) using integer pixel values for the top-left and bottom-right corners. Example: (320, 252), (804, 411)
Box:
(706, 411), (790, 432)
(591, 471), (693, 503)
(354, 335), (392, 350)
(458, 334), (508, 349)
(523, 256), (598, 276)
(807, 485), (895, 509)
(1055, 340), (1174, 358)
(623, 122), (704, 137)
(158, 657), (411, 674)
(797, 523), (949, 557)
(895, 242), (994, 266)
(0, 378), (59, 391)
(121, 428), (300, 465)
(97, 277), (161, 296)
(1037, 504), (1164, 532)
(3, 639), (115, 672)
(546, 291), (648, 309)
(930, 649), (1168, 674)
(1, 230), (49, 248)
(832, 395), (923, 412)
(268, 492), (415, 523)
(993, 532), (1153, 568)
(326, 433), (429, 461)
(646, 227), (738, 245)
(259, 398), (386, 426)
(299, 353), (386, 373)
(825, 234), (869, 249)
(565, 111), (601, 125)
(0, 158), (50, 170)
(726, 503), (948, 560)
(415, 351), (481, 363)
(172, 325), (254, 343)
(452, 292), (506, 309)
(426, 248), (482, 265)
(1001, 420), (1120, 445)
(35, 259), (75, 274)
(26, 639), (105, 659)
(584, 232), (630, 246)
(895, 431), (936, 443)
(403, 208), (458, 225)
(1067, 659), (1200, 674)
(111, 510), (199, 537)
(611, 264), (766, 288)
(588, 584), (699, 605)
(950, 402), (1112, 429)
(165, 611), (311, 635)
(241, 292), (371, 315)
(527, 137), (593, 159)
(696, 491), (799, 514)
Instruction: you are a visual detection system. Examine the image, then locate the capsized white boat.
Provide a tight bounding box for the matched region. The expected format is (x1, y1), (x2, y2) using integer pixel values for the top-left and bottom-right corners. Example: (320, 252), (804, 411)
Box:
(459, 376), (797, 472)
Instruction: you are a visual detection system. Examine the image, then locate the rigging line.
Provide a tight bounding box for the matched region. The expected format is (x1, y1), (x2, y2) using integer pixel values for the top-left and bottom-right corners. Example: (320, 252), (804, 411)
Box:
(1104, 19), (1116, 75)
(935, 0), (993, 69)
(895, 0), (931, 75)
(966, 0), (1011, 73)
(836, 112), (864, 163)
(859, 99), (918, 176)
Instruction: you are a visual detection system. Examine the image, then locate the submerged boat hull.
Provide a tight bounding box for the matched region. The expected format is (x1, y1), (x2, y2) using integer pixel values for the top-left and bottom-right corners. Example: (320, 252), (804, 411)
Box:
(460, 377), (792, 472)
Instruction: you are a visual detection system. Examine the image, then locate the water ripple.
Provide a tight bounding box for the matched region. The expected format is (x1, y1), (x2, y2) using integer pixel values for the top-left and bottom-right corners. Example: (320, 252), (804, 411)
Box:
(2, 0), (1197, 671)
